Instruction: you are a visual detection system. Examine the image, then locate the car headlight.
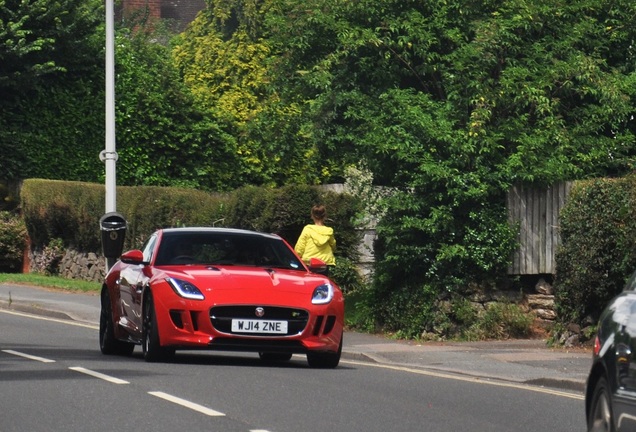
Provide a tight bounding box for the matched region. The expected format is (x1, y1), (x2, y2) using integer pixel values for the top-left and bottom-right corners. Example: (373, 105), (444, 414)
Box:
(166, 277), (205, 300)
(312, 283), (334, 305)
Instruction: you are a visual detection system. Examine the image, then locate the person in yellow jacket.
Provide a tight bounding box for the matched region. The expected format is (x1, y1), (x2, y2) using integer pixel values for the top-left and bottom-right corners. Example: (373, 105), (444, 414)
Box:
(295, 205), (336, 274)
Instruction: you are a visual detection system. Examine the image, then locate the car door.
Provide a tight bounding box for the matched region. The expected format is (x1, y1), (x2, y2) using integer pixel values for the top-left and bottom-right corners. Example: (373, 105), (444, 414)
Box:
(118, 235), (157, 337)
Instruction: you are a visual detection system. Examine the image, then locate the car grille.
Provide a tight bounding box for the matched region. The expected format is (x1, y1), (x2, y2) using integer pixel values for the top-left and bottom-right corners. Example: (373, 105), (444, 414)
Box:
(210, 305), (309, 336)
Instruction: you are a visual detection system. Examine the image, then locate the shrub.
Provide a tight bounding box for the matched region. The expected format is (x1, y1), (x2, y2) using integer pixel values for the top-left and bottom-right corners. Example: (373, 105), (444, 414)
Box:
(19, 180), (364, 276)
(225, 184), (362, 262)
(0, 211), (27, 272)
(554, 176), (636, 326)
(467, 302), (533, 340)
(20, 179), (228, 252)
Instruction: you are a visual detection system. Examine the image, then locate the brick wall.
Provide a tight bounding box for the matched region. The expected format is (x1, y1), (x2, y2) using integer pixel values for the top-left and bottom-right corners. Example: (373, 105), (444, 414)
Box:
(121, 0), (205, 30)
(123, 0), (161, 21)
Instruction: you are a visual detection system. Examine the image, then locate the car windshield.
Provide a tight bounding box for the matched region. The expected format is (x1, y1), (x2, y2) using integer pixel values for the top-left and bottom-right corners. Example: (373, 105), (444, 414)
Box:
(154, 231), (304, 270)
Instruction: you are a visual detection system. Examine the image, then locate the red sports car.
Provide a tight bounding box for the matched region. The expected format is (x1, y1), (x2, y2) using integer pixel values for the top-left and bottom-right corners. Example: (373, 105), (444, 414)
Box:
(99, 227), (344, 368)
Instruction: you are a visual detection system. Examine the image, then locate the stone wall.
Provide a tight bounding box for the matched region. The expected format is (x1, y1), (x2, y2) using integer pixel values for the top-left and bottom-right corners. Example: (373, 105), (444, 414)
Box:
(59, 250), (106, 282)
(30, 248), (106, 283)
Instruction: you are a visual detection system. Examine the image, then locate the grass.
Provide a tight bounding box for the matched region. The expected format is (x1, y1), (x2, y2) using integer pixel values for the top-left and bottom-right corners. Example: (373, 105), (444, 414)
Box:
(0, 273), (101, 293)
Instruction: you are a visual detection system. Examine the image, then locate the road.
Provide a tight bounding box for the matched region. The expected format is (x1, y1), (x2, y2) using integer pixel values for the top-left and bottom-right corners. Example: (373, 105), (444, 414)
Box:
(1, 307), (586, 432)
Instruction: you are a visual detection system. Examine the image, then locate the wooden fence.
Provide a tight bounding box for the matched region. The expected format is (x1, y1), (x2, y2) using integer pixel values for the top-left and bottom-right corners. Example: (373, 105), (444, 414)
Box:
(507, 182), (573, 275)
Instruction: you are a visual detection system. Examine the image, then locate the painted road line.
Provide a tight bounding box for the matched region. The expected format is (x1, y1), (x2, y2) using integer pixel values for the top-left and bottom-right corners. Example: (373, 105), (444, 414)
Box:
(148, 391), (225, 417)
(0, 308), (98, 330)
(2, 349), (56, 363)
(341, 359), (585, 400)
(69, 366), (130, 384)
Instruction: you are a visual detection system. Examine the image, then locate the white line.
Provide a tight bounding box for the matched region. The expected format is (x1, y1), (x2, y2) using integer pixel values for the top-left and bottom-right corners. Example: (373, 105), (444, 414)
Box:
(148, 391), (225, 417)
(69, 366), (130, 384)
(2, 349), (56, 363)
(340, 359), (585, 400)
(0, 308), (98, 329)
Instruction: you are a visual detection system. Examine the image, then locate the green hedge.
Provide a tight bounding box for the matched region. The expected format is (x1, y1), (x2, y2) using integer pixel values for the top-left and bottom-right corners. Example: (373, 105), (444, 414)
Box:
(20, 180), (363, 289)
(225, 184), (362, 261)
(554, 175), (636, 326)
(21, 179), (227, 252)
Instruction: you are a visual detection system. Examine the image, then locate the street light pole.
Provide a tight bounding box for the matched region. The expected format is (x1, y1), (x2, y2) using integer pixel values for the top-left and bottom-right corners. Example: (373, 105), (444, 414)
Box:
(100, 0), (119, 271)
(101, 0), (117, 214)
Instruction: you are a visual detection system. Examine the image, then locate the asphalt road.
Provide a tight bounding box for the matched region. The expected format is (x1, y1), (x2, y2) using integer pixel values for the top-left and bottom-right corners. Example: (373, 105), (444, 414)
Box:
(1, 309), (586, 432)
(0, 283), (589, 431)
(0, 283), (592, 391)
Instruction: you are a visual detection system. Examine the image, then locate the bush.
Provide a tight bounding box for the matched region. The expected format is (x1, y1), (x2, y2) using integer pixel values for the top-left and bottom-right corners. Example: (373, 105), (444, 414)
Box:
(466, 302), (533, 340)
(225, 184), (362, 262)
(20, 180), (364, 275)
(554, 176), (636, 326)
(0, 211), (27, 272)
(21, 179), (228, 252)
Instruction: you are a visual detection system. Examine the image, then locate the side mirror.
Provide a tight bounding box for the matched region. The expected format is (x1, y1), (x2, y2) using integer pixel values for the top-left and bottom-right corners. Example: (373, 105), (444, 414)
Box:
(120, 249), (144, 265)
(308, 257), (328, 273)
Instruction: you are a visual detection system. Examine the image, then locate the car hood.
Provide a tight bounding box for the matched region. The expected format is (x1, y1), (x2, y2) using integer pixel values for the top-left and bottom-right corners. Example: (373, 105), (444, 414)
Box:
(162, 265), (330, 304)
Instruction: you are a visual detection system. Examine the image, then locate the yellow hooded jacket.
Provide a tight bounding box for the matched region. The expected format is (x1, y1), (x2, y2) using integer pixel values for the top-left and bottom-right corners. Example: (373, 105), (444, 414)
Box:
(294, 224), (336, 266)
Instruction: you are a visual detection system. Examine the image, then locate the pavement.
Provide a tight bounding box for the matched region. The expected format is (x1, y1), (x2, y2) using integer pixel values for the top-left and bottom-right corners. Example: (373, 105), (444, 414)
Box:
(0, 283), (592, 394)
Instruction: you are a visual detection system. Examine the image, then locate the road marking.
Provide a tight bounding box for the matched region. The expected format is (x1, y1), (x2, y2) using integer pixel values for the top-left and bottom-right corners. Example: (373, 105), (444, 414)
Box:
(0, 308), (98, 329)
(148, 391), (225, 416)
(341, 359), (585, 400)
(1, 307), (585, 401)
(2, 349), (56, 363)
(69, 366), (130, 384)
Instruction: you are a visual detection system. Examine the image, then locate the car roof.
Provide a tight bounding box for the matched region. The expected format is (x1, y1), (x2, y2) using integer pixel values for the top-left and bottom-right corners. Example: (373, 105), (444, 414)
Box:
(158, 227), (282, 240)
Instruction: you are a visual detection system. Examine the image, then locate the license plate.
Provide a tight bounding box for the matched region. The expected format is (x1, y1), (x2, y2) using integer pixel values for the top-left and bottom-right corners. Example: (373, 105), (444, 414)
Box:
(231, 319), (288, 334)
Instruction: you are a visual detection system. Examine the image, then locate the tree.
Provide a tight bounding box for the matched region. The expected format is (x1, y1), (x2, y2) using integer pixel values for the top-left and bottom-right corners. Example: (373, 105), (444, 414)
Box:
(0, 0), (104, 183)
(257, 0), (636, 336)
(0, 0), (102, 96)
(114, 28), (240, 191)
(172, 2), (322, 186)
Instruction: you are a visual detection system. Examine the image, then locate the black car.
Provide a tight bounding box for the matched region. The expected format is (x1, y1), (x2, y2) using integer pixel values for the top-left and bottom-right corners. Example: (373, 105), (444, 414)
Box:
(586, 270), (636, 431)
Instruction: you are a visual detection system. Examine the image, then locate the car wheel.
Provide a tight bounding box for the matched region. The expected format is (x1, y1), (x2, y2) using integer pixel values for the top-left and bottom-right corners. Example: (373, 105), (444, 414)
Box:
(306, 333), (343, 369)
(99, 288), (134, 356)
(142, 292), (174, 363)
(588, 376), (615, 432)
(259, 352), (293, 363)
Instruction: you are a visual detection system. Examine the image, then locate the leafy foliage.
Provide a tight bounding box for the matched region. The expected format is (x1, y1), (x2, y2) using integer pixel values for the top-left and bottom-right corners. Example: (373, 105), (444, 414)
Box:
(0, 0), (102, 94)
(0, 211), (27, 272)
(0, 0), (104, 183)
(254, 0), (636, 334)
(20, 179), (228, 252)
(554, 177), (636, 325)
(225, 184), (362, 261)
(114, 28), (239, 191)
(6, 0), (636, 337)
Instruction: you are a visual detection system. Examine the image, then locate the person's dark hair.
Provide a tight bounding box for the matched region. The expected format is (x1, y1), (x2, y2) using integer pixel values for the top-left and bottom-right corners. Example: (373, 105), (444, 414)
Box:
(311, 205), (326, 221)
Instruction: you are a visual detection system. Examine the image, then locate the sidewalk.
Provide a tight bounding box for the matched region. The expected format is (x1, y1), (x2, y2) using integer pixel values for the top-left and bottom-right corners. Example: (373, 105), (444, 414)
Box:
(0, 283), (591, 393)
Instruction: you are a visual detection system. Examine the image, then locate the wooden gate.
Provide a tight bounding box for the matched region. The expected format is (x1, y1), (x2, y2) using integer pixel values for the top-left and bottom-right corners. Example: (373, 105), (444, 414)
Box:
(507, 182), (573, 275)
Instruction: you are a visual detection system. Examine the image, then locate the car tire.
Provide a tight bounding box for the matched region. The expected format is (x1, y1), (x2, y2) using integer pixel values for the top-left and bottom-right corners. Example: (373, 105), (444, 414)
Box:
(588, 376), (615, 432)
(306, 333), (343, 369)
(99, 288), (134, 356)
(259, 352), (293, 363)
(142, 292), (175, 363)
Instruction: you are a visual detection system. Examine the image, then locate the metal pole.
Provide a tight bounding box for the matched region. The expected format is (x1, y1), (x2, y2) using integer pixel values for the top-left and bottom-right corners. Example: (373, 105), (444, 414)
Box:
(102, 0), (117, 213)
(101, 0), (118, 270)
